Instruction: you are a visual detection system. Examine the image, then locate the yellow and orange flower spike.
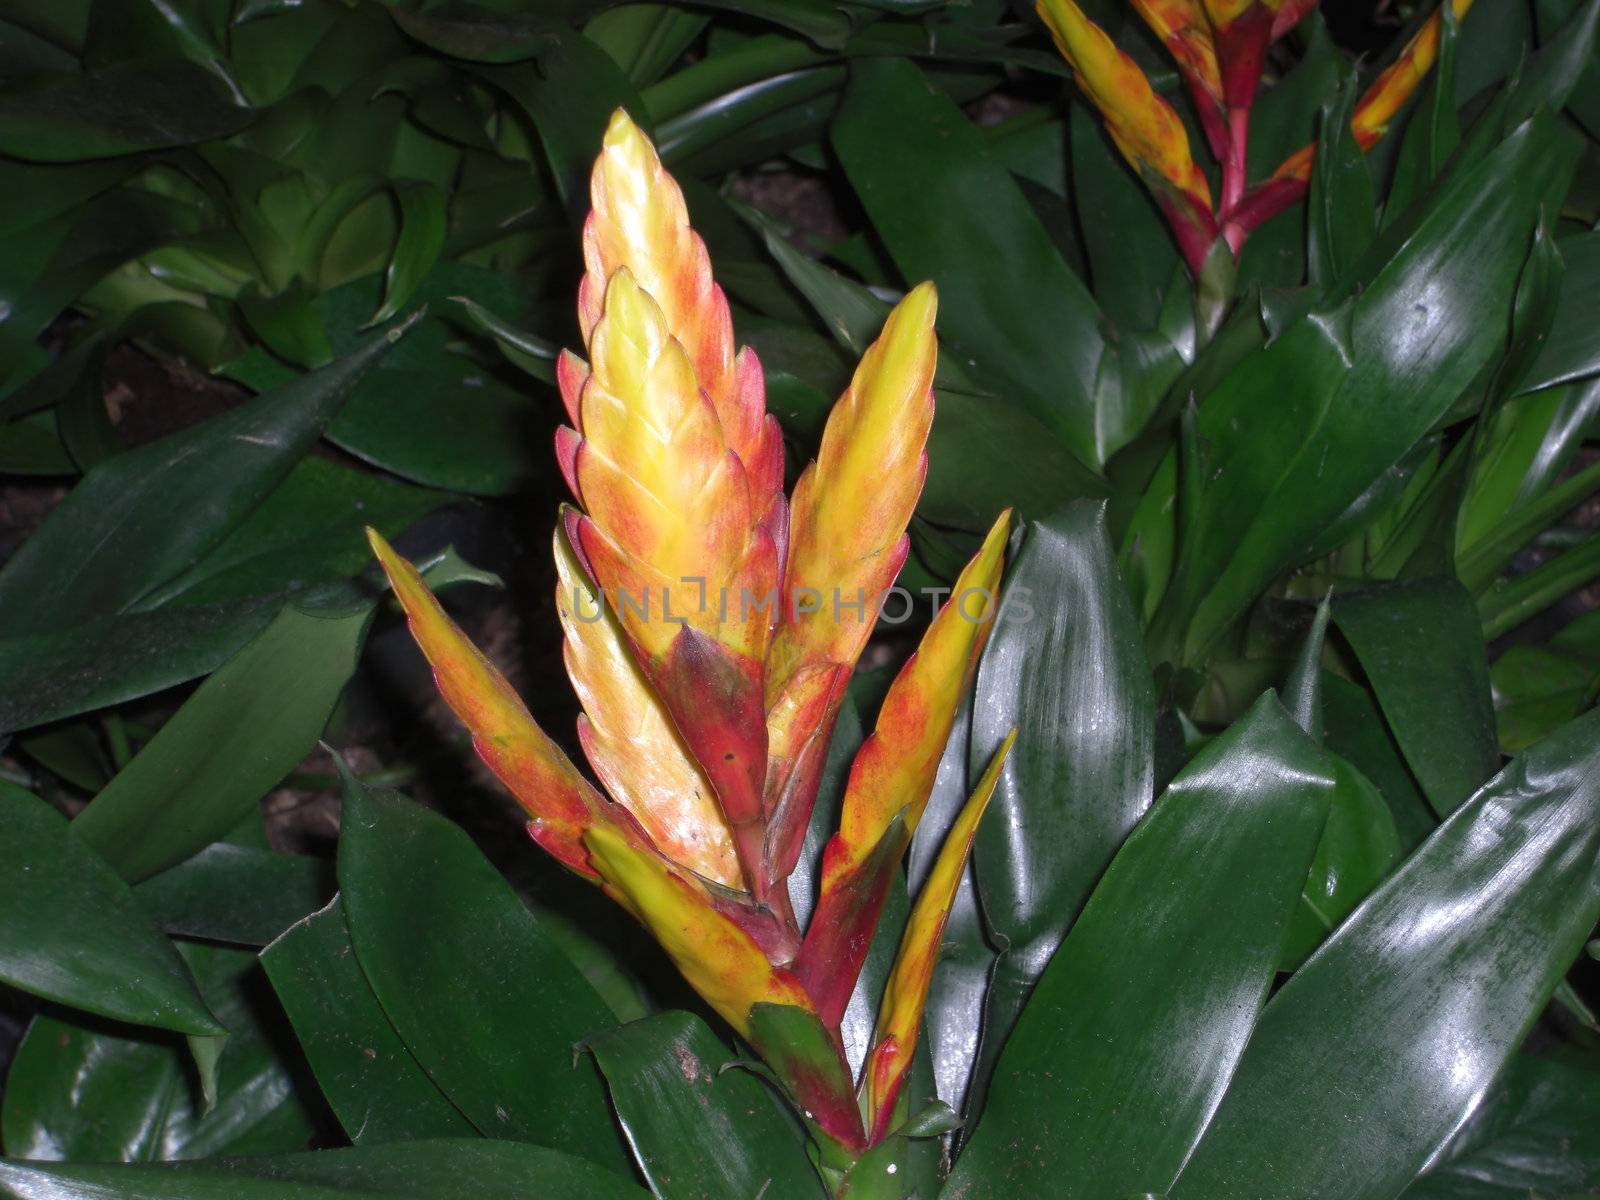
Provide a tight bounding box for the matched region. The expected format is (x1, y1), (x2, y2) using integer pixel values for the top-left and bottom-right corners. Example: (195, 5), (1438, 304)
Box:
(554, 523), (740, 888)
(794, 511), (1011, 1026)
(564, 264), (778, 896)
(365, 529), (650, 877)
(862, 732), (1015, 1143)
(573, 109), (784, 525)
(761, 284), (941, 880)
(1130, 0), (1222, 108)
(1037, 0), (1219, 272)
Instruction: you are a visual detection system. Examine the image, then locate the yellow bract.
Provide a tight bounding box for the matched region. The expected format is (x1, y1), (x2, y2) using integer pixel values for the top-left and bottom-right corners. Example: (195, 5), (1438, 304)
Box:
(583, 824), (813, 1038)
(1037, 0), (1214, 214)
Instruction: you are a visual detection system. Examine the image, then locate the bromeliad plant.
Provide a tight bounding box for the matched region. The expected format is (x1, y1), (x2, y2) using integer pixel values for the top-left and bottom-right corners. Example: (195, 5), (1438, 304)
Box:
(368, 110), (1015, 1177)
(1038, 0), (1469, 298)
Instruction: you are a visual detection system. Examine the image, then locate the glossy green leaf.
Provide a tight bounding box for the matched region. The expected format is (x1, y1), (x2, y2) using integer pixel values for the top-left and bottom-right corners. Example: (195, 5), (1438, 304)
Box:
(226, 268), (541, 496)
(1280, 756), (1404, 969)
(0, 315), (416, 639)
(144, 458), (446, 609)
(1521, 232), (1600, 393)
(1321, 671), (1437, 850)
(1069, 106), (1176, 333)
(1332, 578), (1499, 818)
(0, 782), (221, 1036)
(1, 943), (318, 1163)
(1490, 609), (1600, 752)
(1307, 77), (1377, 287)
(831, 57), (1104, 468)
(1158, 116), (1578, 662)
(260, 897), (476, 1145)
(0, 596), (278, 736)
(475, 37), (647, 218)
(1168, 707), (1600, 1200)
(0, 57), (252, 161)
(1402, 1054), (1600, 1198)
(1280, 604), (1405, 968)
(1385, 0), (1461, 220)
(71, 595), (374, 882)
(968, 501), (1155, 1123)
(337, 778), (627, 1169)
(950, 695), (1335, 1200)
(373, 182), (446, 324)
(136, 843), (334, 947)
(587, 1011), (823, 1200)
(584, 6), (707, 87)
(0, 1139), (648, 1199)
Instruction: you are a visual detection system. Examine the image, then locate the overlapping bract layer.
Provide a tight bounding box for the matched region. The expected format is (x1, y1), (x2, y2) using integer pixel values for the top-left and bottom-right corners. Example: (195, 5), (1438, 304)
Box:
(1041, 0), (1472, 269)
(369, 109), (1015, 1158)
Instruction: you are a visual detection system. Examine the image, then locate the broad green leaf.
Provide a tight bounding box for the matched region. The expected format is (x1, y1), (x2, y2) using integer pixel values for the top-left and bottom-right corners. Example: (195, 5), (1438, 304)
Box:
(0, 783), (221, 1036)
(584, 6), (707, 87)
(0, 596), (277, 736)
(1280, 605), (1405, 968)
(1321, 671), (1436, 850)
(226, 267), (542, 496)
(1520, 231), (1600, 393)
(143, 458), (446, 609)
(1168, 707), (1600, 1200)
(831, 57), (1105, 468)
(1159, 115), (1578, 661)
(373, 182), (446, 324)
(1279, 756), (1403, 969)
(1332, 578), (1499, 818)
(0, 316), (416, 638)
(950, 695), (1334, 1200)
(337, 779), (628, 1170)
(0, 187), (203, 385)
(1490, 609), (1600, 752)
(136, 843), (334, 947)
(0, 1139), (648, 1199)
(1401, 1054), (1600, 1198)
(1069, 106), (1176, 333)
(71, 594), (374, 882)
(474, 37), (647, 218)
(587, 1011), (824, 1200)
(967, 501), (1155, 1124)
(1, 943), (318, 1162)
(260, 897), (476, 1145)
(0, 57), (252, 160)
(1307, 77), (1377, 287)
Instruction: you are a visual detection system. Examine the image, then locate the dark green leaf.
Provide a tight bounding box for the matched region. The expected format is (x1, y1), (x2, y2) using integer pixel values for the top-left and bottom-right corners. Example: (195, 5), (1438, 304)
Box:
(136, 843), (335, 947)
(71, 597), (375, 882)
(0, 57), (252, 161)
(0, 782), (221, 1036)
(587, 1011), (824, 1200)
(1520, 231), (1600, 393)
(1332, 578), (1499, 818)
(260, 897), (476, 1145)
(0, 1139), (648, 1198)
(373, 182), (447, 324)
(337, 779), (627, 1169)
(1402, 1054), (1600, 1198)
(1307, 77), (1378, 287)
(1, 943), (318, 1162)
(831, 58), (1105, 468)
(1168, 708), (1600, 1200)
(0, 315), (417, 638)
(1490, 609), (1600, 753)
(951, 695), (1334, 1200)
(968, 501), (1155, 1123)
(1321, 671), (1436, 850)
